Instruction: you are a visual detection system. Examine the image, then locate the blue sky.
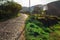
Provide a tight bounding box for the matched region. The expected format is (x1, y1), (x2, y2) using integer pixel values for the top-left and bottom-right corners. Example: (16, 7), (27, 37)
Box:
(14, 0), (57, 7)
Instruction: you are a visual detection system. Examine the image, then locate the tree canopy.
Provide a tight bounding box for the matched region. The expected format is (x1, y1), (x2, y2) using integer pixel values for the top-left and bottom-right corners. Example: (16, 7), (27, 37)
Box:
(0, 1), (22, 21)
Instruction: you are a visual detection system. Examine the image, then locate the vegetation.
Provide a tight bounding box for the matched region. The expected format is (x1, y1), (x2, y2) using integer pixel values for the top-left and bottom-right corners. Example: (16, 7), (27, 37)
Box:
(0, 1), (22, 21)
(25, 15), (60, 40)
(25, 1), (60, 40)
(32, 5), (43, 14)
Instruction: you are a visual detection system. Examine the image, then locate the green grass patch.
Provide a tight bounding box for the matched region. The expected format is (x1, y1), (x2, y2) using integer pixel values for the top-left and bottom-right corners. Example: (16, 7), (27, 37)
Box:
(25, 16), (60, 40)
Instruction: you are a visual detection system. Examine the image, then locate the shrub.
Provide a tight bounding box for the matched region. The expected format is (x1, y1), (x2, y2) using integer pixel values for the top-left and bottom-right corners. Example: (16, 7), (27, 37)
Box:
(0, 1), (22, 21)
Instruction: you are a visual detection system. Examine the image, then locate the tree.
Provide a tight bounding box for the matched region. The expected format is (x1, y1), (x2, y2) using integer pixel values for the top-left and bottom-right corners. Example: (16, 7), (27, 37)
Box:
(32, 5), (43, 14)
(0, 1), (22, 20)
(0, 0), (13, 5)
(32, 5), (43, 19)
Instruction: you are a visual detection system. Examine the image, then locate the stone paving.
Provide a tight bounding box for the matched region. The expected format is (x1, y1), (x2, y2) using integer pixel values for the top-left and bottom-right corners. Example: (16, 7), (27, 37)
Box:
(0, 14), (28, 40)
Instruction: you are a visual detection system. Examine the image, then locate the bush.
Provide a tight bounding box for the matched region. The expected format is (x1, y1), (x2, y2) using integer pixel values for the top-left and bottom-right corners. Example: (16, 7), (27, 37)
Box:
(25, 18), (50, 40)
(25, 16), (60, 40)
(0, 1), (22, 21)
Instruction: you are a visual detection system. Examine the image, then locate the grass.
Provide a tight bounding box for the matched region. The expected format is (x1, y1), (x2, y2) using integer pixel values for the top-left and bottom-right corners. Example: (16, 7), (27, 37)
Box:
(53, 23), (60, 36)
(25, 16), (60, 40)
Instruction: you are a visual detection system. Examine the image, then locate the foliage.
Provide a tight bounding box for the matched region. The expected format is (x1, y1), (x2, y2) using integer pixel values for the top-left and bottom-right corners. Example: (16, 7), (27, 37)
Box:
(0, 1), (22, 21)
(32, 6), (43, 14)
(25, 15), (60, 40)
(26, 16), (51, 40)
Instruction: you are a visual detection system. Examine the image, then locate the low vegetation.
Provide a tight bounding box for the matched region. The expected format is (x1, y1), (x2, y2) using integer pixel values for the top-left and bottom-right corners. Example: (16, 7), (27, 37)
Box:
(25, 15), (60, 40)
(0, 1), (22, 21)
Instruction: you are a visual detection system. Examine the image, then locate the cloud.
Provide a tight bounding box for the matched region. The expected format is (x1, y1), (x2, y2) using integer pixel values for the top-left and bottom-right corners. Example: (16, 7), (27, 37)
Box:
(14, 0), (57, 7)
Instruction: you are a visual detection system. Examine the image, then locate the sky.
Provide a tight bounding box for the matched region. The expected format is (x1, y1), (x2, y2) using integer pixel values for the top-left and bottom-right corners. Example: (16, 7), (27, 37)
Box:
(14, 0), (57, 7)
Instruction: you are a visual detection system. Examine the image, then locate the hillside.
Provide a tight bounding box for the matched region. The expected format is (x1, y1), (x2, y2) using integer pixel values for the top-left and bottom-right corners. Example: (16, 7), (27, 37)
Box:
(46, 1), (60, 17)
(20, 4), (43, 13)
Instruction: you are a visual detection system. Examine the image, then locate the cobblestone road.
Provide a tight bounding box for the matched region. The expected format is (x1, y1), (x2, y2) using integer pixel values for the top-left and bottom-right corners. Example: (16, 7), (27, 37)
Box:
(0, 14), (28, 40)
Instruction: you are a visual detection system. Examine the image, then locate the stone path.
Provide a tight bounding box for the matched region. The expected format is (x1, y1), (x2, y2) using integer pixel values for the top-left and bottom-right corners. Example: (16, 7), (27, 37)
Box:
(0, 14), (28, 40)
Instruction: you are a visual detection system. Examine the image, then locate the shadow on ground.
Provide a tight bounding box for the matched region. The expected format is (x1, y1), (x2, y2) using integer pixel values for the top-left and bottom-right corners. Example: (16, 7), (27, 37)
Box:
(38, 18), (60, 27)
